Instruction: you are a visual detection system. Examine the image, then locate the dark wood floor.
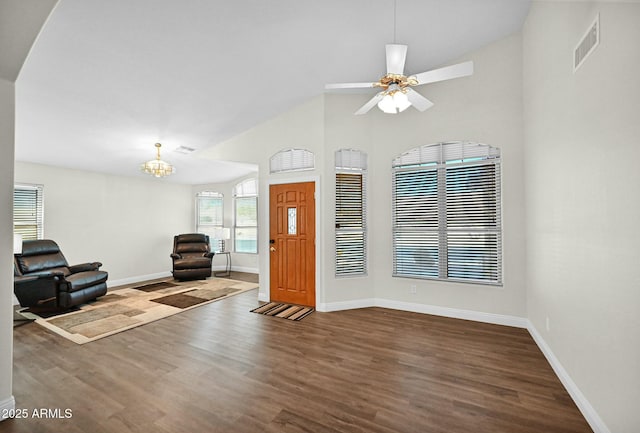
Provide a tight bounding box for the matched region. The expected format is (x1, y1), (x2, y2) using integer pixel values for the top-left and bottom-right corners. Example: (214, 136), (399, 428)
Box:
(221, 271), (259, 284)
(5, 288), (591, 433)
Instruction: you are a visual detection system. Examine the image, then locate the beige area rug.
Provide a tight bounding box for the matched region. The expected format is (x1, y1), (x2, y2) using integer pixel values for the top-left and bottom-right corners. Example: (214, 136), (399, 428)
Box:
(21, 278), (258, 344)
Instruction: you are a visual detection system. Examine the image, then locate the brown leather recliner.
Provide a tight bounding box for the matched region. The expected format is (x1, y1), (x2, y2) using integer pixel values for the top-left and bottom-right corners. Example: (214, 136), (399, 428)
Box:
(14, 239), (108, 310)
(171, 233), (214, 280)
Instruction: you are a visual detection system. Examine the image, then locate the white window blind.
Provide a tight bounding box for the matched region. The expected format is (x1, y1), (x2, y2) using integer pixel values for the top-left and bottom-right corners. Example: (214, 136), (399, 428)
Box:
(233, 178), (257, 196)
(393, 141), (500, 167)
(270, 148), (315, 173)
(197, 192), (223, 226)
(335, 149), (367, 277)
(234, 179), (258, 254)
(392, 142), (502, 285)
(196, 191), (223, 249)
(14, 184), (44, 240)
(335, 148), (368, 171)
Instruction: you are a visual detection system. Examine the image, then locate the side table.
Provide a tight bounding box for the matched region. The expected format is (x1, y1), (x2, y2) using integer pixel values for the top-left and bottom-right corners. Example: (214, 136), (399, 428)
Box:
(214, 251), (231, 277)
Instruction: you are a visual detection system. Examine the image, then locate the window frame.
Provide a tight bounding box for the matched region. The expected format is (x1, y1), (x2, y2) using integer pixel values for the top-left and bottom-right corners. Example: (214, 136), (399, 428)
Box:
(335, 149), (368, 277)
(270, 148), (315, 174)
(14, 183), (44, 241)
(195, 191), (224, 250)
(233, 179), (258, 254)
(392, 142), (502, 286)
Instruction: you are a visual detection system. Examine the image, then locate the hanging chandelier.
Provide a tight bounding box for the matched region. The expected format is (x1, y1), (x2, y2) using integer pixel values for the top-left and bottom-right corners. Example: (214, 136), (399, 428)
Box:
(140, 143), (175, 178)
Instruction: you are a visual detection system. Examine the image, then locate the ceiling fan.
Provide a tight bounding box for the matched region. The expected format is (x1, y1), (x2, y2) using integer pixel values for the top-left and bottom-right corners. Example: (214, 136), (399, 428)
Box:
(325, 44), (473, 115)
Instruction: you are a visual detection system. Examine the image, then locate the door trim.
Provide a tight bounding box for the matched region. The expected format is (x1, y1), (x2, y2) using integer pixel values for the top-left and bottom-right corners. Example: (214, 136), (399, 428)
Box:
(266, 175), (321, 309)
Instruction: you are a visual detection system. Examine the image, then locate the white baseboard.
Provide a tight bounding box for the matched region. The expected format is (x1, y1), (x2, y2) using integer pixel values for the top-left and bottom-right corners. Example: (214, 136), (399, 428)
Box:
(317, 298), (375, 313)
(320, 297), (528, 328)
(0, 396), (15, 421)
(234, 266), (259, 274)
(376, 298), (529, 328)
(257, 292), (269, 302)
(527, 322), (610, 433)
(107, 271), (171, 288)
(212, 265), (259, 274)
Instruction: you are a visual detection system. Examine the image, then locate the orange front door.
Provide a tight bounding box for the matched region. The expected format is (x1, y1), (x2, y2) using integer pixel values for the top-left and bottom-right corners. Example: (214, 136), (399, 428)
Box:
(269, 182), (316, 307)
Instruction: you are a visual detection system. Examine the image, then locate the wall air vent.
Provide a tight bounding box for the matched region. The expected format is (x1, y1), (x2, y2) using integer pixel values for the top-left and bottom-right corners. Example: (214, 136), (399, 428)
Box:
(574, 13), (600, 73)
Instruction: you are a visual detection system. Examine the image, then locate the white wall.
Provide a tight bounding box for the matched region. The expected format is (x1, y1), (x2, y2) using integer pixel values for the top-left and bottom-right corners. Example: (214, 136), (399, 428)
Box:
(202, 96), (326, 302)
(321, 93), (377, 305)
(523, 2), (640, 432)
(1, 0), (58, 418)
(14, 162), (193, 284)
(203, 33), (526, 318)
(324, 32), (526, 317)
(192, 173), (260, 273)
(0, 78), (16, 418)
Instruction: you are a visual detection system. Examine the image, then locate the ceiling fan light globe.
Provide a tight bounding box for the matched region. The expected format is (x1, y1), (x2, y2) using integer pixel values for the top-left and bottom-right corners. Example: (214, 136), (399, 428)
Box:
(377, 94), (397, 114)
(394, 91), (411, 112)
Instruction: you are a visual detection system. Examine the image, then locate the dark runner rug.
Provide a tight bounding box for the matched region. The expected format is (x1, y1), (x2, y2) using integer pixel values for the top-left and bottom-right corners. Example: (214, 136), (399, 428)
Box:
(251, 302), (314, 321)
(132, 281), (178, 292)
(151, 286), (241, 308)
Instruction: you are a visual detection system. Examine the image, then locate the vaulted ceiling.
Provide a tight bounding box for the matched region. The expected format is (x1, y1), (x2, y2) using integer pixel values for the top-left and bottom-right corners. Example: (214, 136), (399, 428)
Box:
(15, 0), (530, 184)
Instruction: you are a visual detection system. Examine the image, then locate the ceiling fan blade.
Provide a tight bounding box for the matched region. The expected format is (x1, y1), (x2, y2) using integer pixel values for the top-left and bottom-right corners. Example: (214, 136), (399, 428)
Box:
(354, 93), (385, 115)
(405, 88), (434, 112)
(386, 44), (408, 75)
(325, 82), (376, 90)
(411, 61), (474, 86)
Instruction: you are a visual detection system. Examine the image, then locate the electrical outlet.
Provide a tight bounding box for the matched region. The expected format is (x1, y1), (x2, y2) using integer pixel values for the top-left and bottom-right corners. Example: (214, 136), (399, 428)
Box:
(409, 284), (417, 294)
(545, 317), (550, 332)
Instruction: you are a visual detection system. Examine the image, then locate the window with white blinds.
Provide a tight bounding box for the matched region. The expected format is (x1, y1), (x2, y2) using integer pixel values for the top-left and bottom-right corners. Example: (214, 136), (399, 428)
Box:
(234, 179), (258, 254)
(14, 184), (44, 240)
(270, 148), (315, 173)
(392, 142), (502, 285)
(196, 191), (223, 249)
(335, 149), (367, 277)
(233, 178), (257, 196)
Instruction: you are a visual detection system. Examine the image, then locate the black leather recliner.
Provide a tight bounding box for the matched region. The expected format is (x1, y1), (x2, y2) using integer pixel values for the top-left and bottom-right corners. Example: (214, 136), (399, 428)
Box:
(171, 233), (214, 280)
(14, 239), (108, 310)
